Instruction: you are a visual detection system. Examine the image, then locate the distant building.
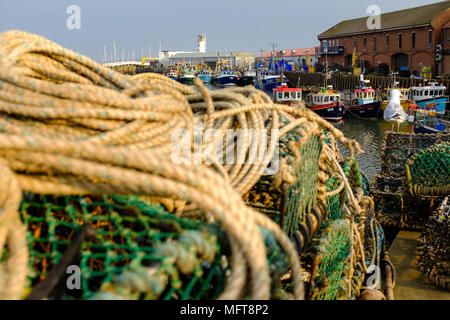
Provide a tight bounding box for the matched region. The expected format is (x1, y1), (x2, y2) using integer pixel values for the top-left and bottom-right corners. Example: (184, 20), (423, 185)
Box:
(158, 34), (254, 68)
(442, 21), (450, 75)
(317, 1), (450, 76)
(255, 47), (320, 70)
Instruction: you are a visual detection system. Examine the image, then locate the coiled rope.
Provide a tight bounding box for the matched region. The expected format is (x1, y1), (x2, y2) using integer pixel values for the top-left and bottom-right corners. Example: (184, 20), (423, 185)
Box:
(0, 30), (364, 300)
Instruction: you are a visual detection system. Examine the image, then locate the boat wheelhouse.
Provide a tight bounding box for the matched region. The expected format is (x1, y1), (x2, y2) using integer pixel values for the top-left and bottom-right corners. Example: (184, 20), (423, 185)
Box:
(255, 69), (282, 91)
(305, 87), (344, 121)
(215, 70), (238, 86)
(273, 83), (302, 105)
(409, 83), (447, 115)
(197, 69), (213, 83)
(346, 79), (381, 118)
(166, 70), (178, 81)
(179, 69), (196, 84)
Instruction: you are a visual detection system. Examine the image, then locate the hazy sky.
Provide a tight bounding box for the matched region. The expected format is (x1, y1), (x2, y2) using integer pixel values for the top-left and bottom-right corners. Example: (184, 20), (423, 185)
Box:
(0, 0), (443, 62)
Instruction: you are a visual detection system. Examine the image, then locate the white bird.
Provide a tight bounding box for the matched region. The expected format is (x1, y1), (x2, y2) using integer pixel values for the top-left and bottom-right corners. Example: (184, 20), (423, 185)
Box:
(383, 89), (406, 132)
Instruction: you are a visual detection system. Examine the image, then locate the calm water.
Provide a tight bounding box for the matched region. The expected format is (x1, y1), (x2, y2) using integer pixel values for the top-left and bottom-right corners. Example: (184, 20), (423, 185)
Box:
(333, 118), (412, 181)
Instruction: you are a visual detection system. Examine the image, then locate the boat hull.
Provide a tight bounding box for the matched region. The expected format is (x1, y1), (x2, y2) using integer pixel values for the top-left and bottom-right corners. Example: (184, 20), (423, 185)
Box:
(413, 123), (442, 134)
(262, 77), (281, 91)
(308, 102), (345, 121)
(198, 74), (212, 83)
(413, 97), (447, 114)
(216, 75), (238, 85)
(179, 77), (195, 84)
(346, 100), (381, 118)
(237, 76), (254, 86)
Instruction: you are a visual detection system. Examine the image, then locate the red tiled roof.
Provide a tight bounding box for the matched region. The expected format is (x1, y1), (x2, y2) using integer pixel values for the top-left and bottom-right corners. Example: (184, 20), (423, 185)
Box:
(256, 47), (319, 58)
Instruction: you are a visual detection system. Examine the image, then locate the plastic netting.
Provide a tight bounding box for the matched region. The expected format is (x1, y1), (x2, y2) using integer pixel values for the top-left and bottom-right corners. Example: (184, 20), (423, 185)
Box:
(415, 197), (449, 291)
(303, 219), (351, 300)
(244, 133), (323, 237)
(381, 132), (450, 177)
(282, 134), (322, 237)
(20, 193), (290, 299)
(325, 177), (345, 221)
(406, 142), (450, 197)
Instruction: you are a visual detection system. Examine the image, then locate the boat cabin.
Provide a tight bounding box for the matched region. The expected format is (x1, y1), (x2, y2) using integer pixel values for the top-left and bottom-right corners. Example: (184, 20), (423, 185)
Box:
(305, 89), (340, 106)
(218, 70), (237, 76)
(410, 85), (447, 101)
(198, 70), (213, 76)
(355, 88), (375, 104)
(385, 88), (410, 101)
(273, 84), (302, 103)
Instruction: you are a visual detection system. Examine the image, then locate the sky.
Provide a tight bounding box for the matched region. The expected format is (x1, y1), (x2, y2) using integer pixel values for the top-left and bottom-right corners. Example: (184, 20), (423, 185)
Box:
(0, 0), (444, 62)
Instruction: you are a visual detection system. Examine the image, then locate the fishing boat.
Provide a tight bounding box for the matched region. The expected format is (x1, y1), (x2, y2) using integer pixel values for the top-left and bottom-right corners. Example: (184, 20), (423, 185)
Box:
(409, 83), (448, 115)
(305, 86), (345, 121)
(178, 68), (196, 85)
(345, 77), (381, 118)
(413, 110), (450, 134)
(255, 69), (282, 91)
(272, 82), (302, 105)
(215, 69), (238, 86)
(237, 69), (256, 86)
(197, 69), (213, 83)
(166, 70), (178, 81)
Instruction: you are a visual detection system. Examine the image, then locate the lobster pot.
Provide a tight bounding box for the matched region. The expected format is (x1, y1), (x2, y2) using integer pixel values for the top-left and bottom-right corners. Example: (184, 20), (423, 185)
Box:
(244, 133), (323, 237)
(370, 175), (438, 231)
(302, 220), (352, 300)
(381, 132), (450, 178)
(415, 197), (449, 291)
(21, 193), (291, 300)
(405, 142), (450, 198)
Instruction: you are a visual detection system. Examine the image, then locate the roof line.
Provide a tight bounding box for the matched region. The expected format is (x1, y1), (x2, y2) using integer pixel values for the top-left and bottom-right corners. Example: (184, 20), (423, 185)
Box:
(318, 23), (432, 39)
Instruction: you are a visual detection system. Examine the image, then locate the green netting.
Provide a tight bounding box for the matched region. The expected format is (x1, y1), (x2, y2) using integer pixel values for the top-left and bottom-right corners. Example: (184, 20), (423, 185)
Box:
(20, 193), (291, 299)
(406, 142), (450, 197)
(381, 132), (450, 177)
(244, 133), (323, 237)
(282, 134), (322, 237)
(325, 177), (344, 221)
(415, 197), (449, 291)
(303, 219), (351, 300)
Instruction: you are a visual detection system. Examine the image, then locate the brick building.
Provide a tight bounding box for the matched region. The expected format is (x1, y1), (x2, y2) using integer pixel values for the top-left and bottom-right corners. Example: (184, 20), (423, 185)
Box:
(317, 1), (450, 76)
(442, 21), (450, 74)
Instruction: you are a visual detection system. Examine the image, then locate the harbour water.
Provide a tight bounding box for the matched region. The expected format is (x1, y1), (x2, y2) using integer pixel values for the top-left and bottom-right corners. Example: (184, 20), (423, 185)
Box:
(334, 118), (412, 181)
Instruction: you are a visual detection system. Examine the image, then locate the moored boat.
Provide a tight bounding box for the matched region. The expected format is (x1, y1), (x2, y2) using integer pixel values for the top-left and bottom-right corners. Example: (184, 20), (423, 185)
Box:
(178, 68), (196, 84)
(272, 82), (302, 105)
(197, 69), (213, 83)
(215, 70), (238, 86)
(166, 70), (178, 81)
(305, 87), (345, 121)
(410, 83), (448, 115)
(237, 69), (256, 86)
(345, 77), (381, 118)
(413, 110), (450, 134)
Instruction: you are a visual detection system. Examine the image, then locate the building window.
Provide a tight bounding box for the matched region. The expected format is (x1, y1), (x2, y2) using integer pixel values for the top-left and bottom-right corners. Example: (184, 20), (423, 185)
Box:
(322, 40), (327, 48)
(363, 37), (366, 50)
(336, 39), (339, 46)
(411, 32), (416, 49)
(428, 30), (432, 48)
(398, 33), (402, 49)
(373, 36), (377, 51)
(385, 34), (389, 49)
(354, 38), (357, 50)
